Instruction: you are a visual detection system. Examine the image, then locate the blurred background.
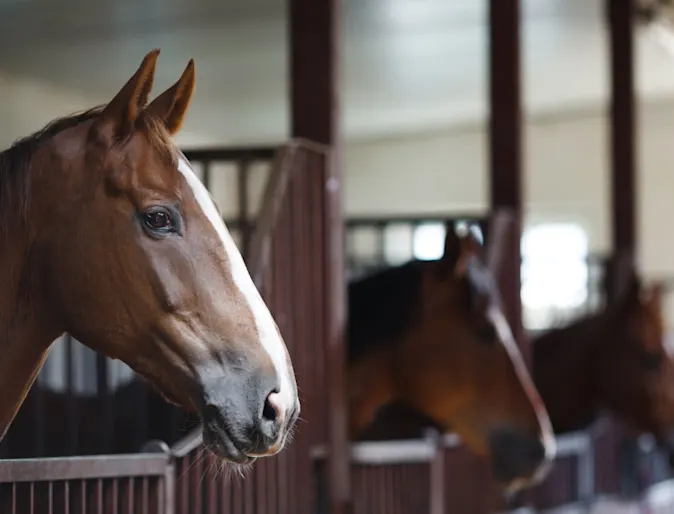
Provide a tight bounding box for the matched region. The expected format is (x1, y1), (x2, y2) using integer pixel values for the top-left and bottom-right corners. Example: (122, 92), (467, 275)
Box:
(3, 0), (674, 512)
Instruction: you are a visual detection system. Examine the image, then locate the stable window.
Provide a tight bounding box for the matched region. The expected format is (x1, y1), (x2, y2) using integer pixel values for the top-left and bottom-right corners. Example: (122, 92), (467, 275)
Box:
(521, 222), (590, 331)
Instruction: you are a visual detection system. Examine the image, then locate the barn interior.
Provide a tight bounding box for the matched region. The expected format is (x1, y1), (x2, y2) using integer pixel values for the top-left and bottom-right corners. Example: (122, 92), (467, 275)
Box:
(2, 0), (674, 512)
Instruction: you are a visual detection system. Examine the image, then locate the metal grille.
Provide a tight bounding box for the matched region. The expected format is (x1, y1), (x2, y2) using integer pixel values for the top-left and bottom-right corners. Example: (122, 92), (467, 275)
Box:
(0, 453), (171, 514)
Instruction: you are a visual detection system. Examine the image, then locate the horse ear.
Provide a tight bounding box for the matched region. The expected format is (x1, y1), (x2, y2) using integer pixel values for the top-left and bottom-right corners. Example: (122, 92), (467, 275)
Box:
(441, 222), (461, 267)
(485, 210), (514, 274)
(98, 49), (160, 140)
(440, 223), (482, 276)
(144, 59), (196, 135)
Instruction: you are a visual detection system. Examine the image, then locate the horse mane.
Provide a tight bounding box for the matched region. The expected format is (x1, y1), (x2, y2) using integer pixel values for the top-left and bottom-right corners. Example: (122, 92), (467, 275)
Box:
(0, 106), (175, 235)
(0, 106), (104, 230)
(347, 260), (423, 365)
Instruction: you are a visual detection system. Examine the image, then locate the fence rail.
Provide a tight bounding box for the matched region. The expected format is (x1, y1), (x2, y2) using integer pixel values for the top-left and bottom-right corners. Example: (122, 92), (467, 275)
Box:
(0, 451), (173, 514)
(312, 429), (595, 514)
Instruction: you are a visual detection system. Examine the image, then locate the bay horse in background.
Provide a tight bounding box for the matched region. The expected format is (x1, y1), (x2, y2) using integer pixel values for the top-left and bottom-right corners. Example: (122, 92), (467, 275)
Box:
(347, 217), (556, 491)
(0, 49), (299, 466)
(533, 268), (674, 453)
(364, 264), (674, 495)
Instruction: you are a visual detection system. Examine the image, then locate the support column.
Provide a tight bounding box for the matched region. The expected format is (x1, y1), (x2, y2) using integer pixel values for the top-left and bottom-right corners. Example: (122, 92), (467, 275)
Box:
(607, 0), (637, 301)
(488, 0), (526, 361)
(288, 1), (350, 513)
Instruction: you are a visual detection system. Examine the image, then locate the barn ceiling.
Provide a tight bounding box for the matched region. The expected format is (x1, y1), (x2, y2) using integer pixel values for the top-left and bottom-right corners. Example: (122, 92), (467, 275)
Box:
(1, 0), (674, 146)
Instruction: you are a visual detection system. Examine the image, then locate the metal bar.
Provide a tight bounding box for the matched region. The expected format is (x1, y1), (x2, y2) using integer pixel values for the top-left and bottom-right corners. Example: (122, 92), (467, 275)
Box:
(96, 353), (113, 454)
(65, 335), (79, 455)
(427, 431), (445, 514)
(0, 454), (169, 483)
(608, 0), (637, 259)
(488, 0), (525, 361)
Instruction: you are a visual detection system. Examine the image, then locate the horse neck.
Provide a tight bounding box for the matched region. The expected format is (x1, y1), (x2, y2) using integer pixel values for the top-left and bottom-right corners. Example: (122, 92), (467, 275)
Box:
(533, 312), (611, 433)
(0, 243), (57, 441)
(0, 150), (64, 440)
(347, 347), (395, 439)
(346, 262), (422, 439)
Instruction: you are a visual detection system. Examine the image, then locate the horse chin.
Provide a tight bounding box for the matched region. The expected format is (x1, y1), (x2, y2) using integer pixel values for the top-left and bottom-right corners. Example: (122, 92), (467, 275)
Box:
(201, 423), (257, 467)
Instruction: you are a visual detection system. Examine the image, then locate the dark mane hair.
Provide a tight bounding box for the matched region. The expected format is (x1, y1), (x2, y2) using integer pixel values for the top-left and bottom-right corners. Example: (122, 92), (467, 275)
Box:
(348, 260), (424, 364)
(0, 106), (105, 230)
(347, 254), (501, 365)
(0, 106), (175, 235)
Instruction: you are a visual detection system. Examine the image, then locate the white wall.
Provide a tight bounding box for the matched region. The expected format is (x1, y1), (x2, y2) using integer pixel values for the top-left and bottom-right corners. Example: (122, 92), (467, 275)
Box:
(344, 96), (674, 273)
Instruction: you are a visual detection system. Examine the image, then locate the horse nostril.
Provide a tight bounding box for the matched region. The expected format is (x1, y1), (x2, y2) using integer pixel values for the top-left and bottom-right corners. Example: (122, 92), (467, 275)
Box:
(263, 390), (286, 425)
(263, 393), (279, 423)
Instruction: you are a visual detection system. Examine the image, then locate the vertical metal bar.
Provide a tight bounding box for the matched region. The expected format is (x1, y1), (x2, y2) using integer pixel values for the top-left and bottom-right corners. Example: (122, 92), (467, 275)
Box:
(64, 480), (70, 514)
(31, 383), (45, 457)
(428, 431), (445, 514)
(577, 435), (595, 506)
(113, 478), (119, 514)
(65, 335), (79, 455)
(128, 477), (135, 514)
(164, 461), (175, 514)
(81, 479), (87, 513)
(191, 448), (203, 514)
(96, 353), (113, 453)
(488, 0), (525, 360)
(608, 0), (636, 261)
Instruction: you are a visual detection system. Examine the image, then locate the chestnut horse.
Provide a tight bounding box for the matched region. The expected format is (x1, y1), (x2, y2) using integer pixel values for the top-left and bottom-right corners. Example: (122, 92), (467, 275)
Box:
(533, 270), (674, 446)
(347, 220), (556, 490)
(0, 49), (299, 465)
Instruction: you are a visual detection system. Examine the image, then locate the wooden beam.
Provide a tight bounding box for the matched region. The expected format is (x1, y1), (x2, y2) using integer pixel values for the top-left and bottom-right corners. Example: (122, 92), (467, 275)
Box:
(607, 0), (637, 300)
(488, 0), (525, 360)
(288, 0), (350, 512)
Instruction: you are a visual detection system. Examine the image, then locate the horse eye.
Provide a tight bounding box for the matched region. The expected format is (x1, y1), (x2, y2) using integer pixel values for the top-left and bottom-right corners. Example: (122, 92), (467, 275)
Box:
(141, 208), (175, 233)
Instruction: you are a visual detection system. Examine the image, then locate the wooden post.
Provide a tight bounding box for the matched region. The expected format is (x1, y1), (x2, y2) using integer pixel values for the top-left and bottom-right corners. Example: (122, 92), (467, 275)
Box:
(607, 0), (637, 301)
(488, 0), (525, 361)
(288, 0), (350, 513)
(600, 0), (637, 497)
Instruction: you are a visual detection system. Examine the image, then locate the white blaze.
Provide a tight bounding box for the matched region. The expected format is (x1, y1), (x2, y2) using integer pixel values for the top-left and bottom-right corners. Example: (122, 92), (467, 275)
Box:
(176, 154), (297, 415)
